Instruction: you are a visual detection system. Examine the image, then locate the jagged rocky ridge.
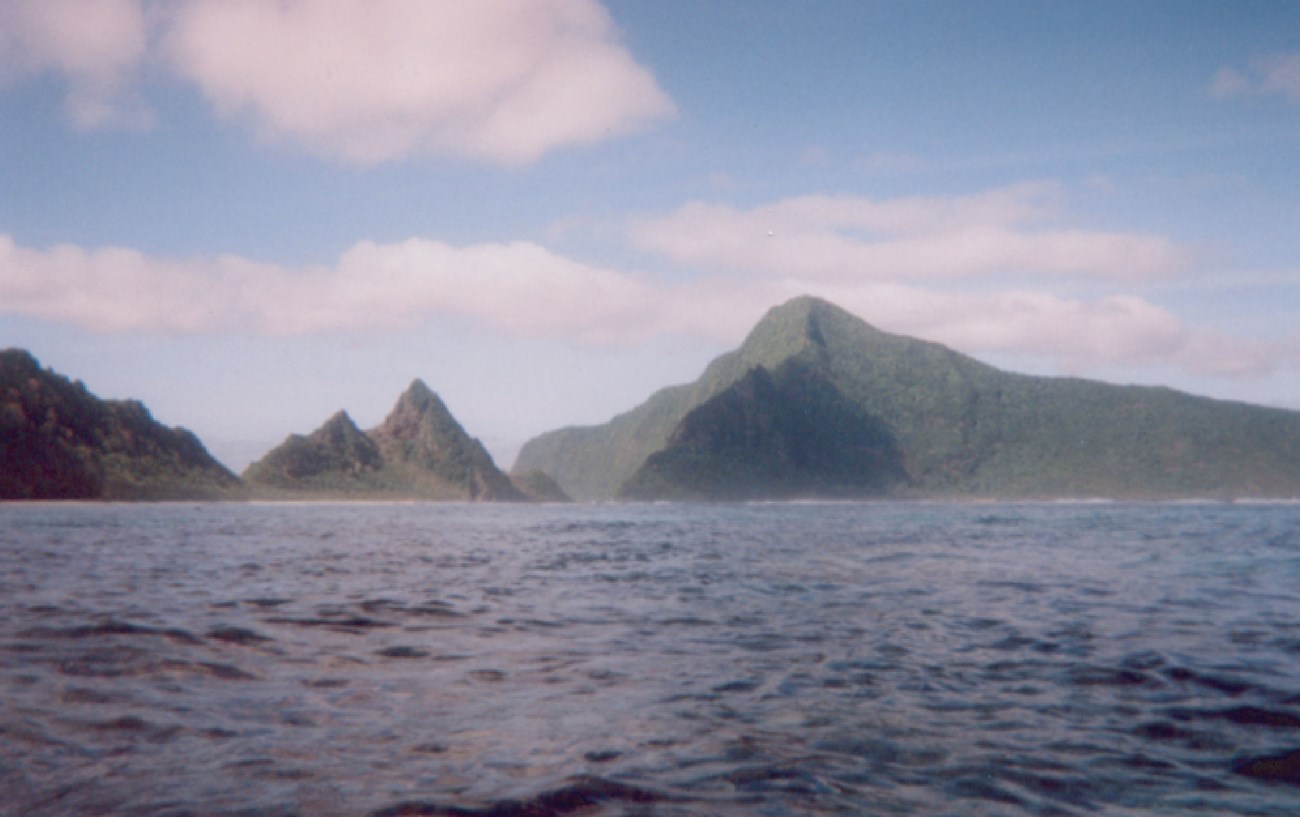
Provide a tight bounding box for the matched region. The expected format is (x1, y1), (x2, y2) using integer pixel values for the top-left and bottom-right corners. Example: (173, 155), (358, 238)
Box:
(0, 349), (241, 500)
(244, 380), (525, 501)
(515, 295), (1300, 501)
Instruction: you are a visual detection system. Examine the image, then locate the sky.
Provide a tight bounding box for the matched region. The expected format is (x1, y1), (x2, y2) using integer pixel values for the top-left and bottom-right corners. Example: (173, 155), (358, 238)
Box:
(2, 0), (1300, 473)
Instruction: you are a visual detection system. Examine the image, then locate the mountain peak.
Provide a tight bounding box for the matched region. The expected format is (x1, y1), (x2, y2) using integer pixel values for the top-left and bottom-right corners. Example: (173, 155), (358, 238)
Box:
(730, 295), (880, 372)
(369, 381), (524, 501)
(321, 409), (359, 430)
(765, 293), (842, 319)
(245, 381), (523, 500)
(376, 380), (455, 442)
(760, 295), (865, 326)
(243, 408), (381, 490)
(315, 410), (372, 451)
(395, 378), (439, 412)
(517, 293), (1300, 500)
(1, 347), (41, 373)
(515, 295), (901, 499)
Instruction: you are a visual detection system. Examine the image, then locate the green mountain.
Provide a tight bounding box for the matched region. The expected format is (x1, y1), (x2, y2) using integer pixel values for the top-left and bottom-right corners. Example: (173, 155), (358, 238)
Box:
(620, 361), (907, 500)
(509, 469), (572, 502)
(245, 380), (524, 501)
(0, 349), (241, 500)
(515, 296), (1300, 501)
(241, 410), (383, 494)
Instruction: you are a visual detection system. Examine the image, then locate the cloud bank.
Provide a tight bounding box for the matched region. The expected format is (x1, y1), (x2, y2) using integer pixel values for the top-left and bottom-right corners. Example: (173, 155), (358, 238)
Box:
(0, 234), (663, 342)
(1, 221), (1292, 380)
(0, 0), (675, 164)
(630, 182), (1187, 282)
(161, 0), (676, 164)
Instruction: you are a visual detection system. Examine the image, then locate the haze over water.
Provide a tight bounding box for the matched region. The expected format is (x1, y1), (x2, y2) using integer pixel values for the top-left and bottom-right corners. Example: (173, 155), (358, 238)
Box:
(3, 501), (1299, 816)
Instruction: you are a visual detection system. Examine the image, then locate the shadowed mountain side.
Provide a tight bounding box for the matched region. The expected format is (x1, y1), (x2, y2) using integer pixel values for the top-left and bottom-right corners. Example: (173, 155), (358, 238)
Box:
(244, 380), (524, 501)
(513, 297), (842, 500)
(509, 469), (572, 502)
(619, 361), (907, 500)
(1, 349), (241, 500)
(516, 295), (1300, 501)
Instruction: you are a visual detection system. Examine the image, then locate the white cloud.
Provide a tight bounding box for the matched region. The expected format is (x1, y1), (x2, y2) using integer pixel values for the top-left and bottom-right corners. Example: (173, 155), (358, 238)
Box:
(0, 0), (152, 128)
(630, 183), (1187, 282)
(160, 0), (676, 164)
(740, 280), (1295, 380)
(276, 239), (662, 342)
(847, 287), (1189, 366)
(0, 233), (665, 342)
(1211, 52), (1300, 102)
(0, 0), (674, 161)
(1, 230), (1291, 382)
(0, 235), (273, 333)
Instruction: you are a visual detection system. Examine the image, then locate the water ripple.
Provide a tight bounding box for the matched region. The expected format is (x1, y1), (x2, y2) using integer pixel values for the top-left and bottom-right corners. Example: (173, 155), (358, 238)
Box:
(2, 501), (1299, 815)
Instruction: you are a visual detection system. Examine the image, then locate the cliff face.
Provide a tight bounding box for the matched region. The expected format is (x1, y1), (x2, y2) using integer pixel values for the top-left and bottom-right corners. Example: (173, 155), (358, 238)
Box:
(0, 349), (240, 500)
(518, 296), (1300, 501)
(244, 380), (523, 501)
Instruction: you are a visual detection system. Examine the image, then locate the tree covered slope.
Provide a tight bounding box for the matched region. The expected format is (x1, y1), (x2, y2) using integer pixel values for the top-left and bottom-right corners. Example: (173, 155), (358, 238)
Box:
(1, 349), (241, 500)
(244, 380), (524, 501)
(516, 296), (1300, 501)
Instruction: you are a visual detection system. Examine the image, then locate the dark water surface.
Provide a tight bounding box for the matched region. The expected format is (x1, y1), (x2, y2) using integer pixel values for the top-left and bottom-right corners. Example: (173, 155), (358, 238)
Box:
(3, 501), (1300, 816)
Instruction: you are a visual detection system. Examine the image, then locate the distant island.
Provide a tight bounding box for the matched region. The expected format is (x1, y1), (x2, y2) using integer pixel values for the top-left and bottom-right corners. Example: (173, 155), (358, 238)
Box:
(516, 296), (1300, 501)
(6, 295), (1300, 502)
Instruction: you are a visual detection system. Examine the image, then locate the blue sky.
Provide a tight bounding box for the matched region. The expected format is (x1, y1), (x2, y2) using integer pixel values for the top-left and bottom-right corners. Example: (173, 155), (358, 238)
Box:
(2, 0), (1299, 472)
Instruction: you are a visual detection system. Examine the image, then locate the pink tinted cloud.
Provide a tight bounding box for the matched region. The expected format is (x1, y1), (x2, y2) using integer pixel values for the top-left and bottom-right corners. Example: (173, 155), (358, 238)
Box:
(160, 0), (676, 164)
(630, 183), (1187, 282)
(0, 234), (663, 342)
(777, 281), (1292, 379)
(0, 0), (151, 128)
(0, 0), (675, 159)
(0, 233), (1289, 381)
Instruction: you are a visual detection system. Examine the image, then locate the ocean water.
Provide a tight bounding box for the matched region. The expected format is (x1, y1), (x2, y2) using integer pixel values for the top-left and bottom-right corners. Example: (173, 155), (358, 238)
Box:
(2, 501), (1299, 817)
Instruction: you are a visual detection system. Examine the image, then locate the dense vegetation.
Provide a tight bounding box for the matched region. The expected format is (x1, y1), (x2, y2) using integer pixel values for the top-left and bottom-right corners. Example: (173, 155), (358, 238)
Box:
(243, 380), (524, 501)
(240, 410), (388, 496)
(517, 296), (1300, 501)
(11, 294), (1300, 503)
(0, 349), (241, 500)
(620, 361), (906, 500)
(508, 469), (572, 502)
